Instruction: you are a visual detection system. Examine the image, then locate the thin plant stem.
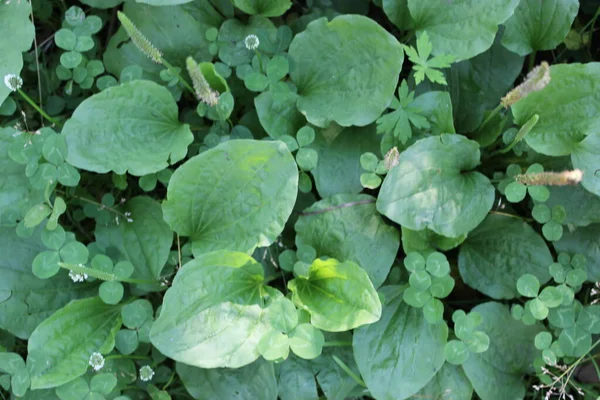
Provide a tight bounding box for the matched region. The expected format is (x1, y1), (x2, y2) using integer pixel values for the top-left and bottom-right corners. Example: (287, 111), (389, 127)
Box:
(17, 89), (61, 127)
(489, 210), (533, 222)
(254, 50), (264, 73)
(478, 104), (503, 132)
(56, 189), (129, 220)
(332, 355), (367, 388)
(29, 0), (44, 127)
(161, 58), (195, 95)
(529, 50), (537, 71)
(162, 369), (176, 391)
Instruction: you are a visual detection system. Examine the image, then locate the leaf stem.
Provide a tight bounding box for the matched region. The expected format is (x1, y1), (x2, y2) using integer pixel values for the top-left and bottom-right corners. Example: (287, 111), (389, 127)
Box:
(254, 50), (264, 73)
(17, 89), (61, 127)
(160, 58), (195, 95)
(528, 50), (537, 71)
(478, 104), (503, 132)
(162, 369), (177, 391)
(332, 355), (367, 388)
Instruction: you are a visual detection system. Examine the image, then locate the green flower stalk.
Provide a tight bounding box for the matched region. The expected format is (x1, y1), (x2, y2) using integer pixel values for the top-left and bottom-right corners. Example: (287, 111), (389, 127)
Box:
(186, 57), (219, 106)
(516, 169), (583, 186)
(501, 61), (551, 108)
(117, 11), (162, 64)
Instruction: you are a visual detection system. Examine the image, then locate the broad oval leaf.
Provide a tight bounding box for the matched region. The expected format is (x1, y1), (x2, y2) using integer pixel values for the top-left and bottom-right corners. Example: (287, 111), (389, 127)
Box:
(176, 359), (277, 400)
(408, 0), (519, 60)
(512, 63), (600, 156)
(233, 0), (292, 17)
(104, 1), (222, 80)
(289, 15), (403, 127)
(383, 0), (413, 31)
(554, 224), (600, 281)
(0, 227), (95, 339)
(150, 251), (272, 368)
(0, 1), (34, 105)
(377, 134), (495, 238)
(545, 185), (600, 227)
(458, 214), (553, 299)
(415, 363), (473, 400)
(502, 0), (579, 56)
(310, 124), (381, 198)
(572, 133), (600, 196)
(95, 196), (173, 288)
(27, 297), (122, 389)
(162, 139), (298, 256)
(462, 302), (543, 400)
(255, 91), (306, 139)
(288, 258), (382, 332)
(278, 356), (319, 400)
(63, 80), (193, 176)
(353, 286), (448, 400)
(295, 194), (400, 288)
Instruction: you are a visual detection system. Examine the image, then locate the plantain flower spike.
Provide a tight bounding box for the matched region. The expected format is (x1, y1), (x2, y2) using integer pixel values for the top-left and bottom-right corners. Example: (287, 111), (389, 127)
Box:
(501, 61), (551, 108)
(117, 11), (162, 64)
(516, 169), (583, 186)
(186, 57), (219, 107)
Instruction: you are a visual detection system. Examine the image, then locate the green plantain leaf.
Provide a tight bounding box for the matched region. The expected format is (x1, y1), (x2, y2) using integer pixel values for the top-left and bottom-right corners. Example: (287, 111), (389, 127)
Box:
(353, 286), (448, 400)
(382, 0), (413, 30)
(458, 214), (553, 299)
(407, 0), (519, 60)
(0, 1), (35, 105)
(545, 185), (600, 227)
(554, 224), (600, 281)
(288, 258), (382, 332)
(233, 0), (292, 17)
(572, 133), (600, 196)
(176, 359), (277, 400)
(278, 356), (318, 400)
(63, 80), (193, 176)
(377, 134), (495, 238)
(150, 251), (272, 368)
(27, 297), (122, 389)
(162, 139), (298, 256)
(502, 0), (579, 56)
(289, 15), (403, 127)
(0, 227), (94, 339)
(512, 63), (600, 156)
(104, 1), (222, 80)
(310, 124), (381, 198)
(95, 196), (173, 288)
(414, 363), (472, 400)
(295, 194), (399, 288)
(462, 302), (543, 400)
(255, 91), (306, 139)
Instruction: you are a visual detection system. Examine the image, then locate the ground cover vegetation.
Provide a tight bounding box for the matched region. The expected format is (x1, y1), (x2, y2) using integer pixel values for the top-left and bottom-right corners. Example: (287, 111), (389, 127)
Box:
(1, 0), (600, 399)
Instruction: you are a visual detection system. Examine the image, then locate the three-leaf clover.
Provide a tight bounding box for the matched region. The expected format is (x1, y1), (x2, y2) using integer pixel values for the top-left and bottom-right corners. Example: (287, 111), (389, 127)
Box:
(403, 252), (455, 323)
(445, 310), (490, 365)
(402, 31), (455, 85)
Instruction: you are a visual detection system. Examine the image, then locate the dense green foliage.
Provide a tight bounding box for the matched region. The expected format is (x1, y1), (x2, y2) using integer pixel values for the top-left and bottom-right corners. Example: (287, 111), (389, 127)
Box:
(1, 0), (600, 399)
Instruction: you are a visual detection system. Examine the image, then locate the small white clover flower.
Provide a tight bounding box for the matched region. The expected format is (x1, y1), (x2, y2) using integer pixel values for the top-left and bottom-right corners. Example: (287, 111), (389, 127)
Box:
(244, 34), (259, 50)
(139, 365), (155, 382)
(4, 74), (23, 92)
(89, 352), (105, 371)
(69, 270), (88, 282)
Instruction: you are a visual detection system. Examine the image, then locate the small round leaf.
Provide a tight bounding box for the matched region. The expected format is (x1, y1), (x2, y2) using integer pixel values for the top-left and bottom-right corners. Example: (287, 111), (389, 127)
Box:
(516, 274), (540, 298)
(288, 324), (324, 360)
(99, 281), (124, 305)
(444, 340), (469, 365)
